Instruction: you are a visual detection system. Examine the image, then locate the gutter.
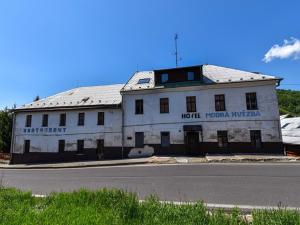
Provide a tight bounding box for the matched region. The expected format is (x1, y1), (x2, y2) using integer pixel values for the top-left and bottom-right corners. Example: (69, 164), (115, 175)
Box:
(10, 112), (16, 164)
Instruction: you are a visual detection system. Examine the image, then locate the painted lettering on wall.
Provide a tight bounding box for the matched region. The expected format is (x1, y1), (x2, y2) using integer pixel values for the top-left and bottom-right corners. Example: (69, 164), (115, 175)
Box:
(182, 113), (201, 119)
(22, 127), (67, 134)
(205, 111), (261, 119)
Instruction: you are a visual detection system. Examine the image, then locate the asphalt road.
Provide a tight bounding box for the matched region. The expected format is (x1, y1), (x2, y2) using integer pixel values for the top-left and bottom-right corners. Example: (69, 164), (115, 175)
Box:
(1, 163), (300, 207)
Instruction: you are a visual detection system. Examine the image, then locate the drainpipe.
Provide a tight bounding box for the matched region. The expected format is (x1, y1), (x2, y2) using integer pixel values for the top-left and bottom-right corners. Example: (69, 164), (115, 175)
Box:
(121, 96), (124, 159)
(10, 112), (16, 164)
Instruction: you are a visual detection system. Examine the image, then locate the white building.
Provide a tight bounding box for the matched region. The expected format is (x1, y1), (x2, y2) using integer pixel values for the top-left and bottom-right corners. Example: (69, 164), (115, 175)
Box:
(280, 116), (300, 155)
(11, 65), (284, 163)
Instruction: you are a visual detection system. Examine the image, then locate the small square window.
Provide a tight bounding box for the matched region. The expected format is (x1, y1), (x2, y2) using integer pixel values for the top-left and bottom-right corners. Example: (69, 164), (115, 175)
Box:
(187, 72), (195, 81)
(161, 74), (169, 83)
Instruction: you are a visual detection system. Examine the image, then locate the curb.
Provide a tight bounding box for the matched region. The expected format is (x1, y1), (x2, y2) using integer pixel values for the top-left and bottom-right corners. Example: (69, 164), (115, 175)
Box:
(0, 160), (148, 170)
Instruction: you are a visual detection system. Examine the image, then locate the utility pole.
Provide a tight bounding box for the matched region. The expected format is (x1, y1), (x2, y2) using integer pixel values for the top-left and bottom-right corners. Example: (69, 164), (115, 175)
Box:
(174, 33), (182, 67)
(174, 33), (179, 67)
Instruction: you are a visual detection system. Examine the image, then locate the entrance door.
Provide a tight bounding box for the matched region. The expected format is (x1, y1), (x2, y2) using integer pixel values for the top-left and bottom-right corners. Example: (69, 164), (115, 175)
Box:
(97, 139), (104, 160)
(185, 131), (199, 155)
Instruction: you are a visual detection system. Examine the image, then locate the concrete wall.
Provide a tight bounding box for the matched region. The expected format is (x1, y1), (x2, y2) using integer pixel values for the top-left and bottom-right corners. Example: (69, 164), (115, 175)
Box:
(122, 81), (282, 148)
(13, 108), (122, 154)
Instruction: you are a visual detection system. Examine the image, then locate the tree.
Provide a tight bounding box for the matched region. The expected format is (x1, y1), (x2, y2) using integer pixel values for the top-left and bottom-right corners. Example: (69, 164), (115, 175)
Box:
(0, 108), (13, 153)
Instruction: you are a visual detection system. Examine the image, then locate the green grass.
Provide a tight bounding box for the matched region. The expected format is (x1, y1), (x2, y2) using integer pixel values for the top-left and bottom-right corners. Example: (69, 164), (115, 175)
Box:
(0, 188), (299, 225)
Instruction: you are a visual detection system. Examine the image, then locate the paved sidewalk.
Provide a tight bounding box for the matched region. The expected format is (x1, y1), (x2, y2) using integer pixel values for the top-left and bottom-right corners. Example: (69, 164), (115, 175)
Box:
(0, 154), (299, 169)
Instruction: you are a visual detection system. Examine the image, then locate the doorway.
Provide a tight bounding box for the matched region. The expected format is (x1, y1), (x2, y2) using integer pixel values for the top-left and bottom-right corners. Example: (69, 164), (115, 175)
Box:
(185, 131), (199, 155)
(97, 139), (104, 160)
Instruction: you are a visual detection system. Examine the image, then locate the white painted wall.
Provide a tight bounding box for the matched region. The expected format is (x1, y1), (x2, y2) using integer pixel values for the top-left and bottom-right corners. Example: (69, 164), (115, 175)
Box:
(122, 81), (282, 147)
(13, 108), (122, 153)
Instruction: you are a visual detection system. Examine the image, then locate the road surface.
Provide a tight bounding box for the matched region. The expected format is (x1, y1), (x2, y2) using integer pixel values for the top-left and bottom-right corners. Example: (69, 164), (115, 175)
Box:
(1, 163), (300, 207)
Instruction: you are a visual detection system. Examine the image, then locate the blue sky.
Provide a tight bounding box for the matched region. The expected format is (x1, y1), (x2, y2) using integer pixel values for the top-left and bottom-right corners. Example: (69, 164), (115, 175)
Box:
(0, 0), (300, 108)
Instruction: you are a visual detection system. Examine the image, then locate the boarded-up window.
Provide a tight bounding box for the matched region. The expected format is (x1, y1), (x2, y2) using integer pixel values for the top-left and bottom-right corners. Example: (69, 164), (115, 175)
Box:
(186, 96), (196, 112)
(135, 99), (143, 114)
(97, 112), (104, 125)
(135, 132), (144, 148)
(59, 113), (66, 126)
(161, 132), (170, 147)
(246, 92), (258, 110)
(160, 98), (169, 113)
(58, 140), (65, 153)
(42, 114), (48, 127)
(215, 94), (226, 111)
(24, 140), (30, 153)
(217, 131), (228, 148)
(25, 115), (32, 127)
(77, 140), (84, 152)
(78, 113), (85, 126)
(250, 130), (262, 149)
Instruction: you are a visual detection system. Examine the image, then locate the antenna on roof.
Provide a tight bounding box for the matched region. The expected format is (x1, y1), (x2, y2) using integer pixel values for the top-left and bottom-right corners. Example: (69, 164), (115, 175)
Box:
(174, 33), (182, 67)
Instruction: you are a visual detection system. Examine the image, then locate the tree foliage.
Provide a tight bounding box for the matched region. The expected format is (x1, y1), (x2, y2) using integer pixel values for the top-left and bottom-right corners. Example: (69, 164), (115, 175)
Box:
(0, 108), (13, 152)
(277, 89), (300, 116)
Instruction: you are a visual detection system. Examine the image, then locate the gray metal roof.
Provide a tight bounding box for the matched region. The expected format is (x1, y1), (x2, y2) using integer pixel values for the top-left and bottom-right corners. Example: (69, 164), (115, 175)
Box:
(281, 117), (300, 145)
(17, 84), (124, 111)
(121, 64), (280, 91)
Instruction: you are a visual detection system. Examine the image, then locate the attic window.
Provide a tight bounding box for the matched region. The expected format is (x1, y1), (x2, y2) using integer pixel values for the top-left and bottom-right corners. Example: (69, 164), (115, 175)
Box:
(82, 97), (90, 102)
(137, 78), (150, 84)
(282, 123), (290, 129)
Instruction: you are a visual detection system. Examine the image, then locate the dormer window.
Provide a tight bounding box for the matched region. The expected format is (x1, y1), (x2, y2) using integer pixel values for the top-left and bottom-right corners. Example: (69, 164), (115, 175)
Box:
(161, 74), (169, 83)
(187, 72), (194, 81)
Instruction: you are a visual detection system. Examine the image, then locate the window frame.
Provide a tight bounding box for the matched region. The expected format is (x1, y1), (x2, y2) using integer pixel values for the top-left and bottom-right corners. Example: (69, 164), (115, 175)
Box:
(186, 96), (197, 112)
(59, 113), (66, 127)
(250, 130), (262, 149)
(217, 130), (229, 148)
(42, 114), (48, 127)
(161, 73), (169, 83)
(24, 140), (30, 153)
(160, 98), (169, 114)
(135, 99), (144, 115)
(215, 94), (226, 111)
(77, 140), (84, 152)
(161, 131), (170, 147)
(58, 140), (65, 153)
(246, 92), (258, 110)
(25, 115), (32, 127)
(135, 132), (144, 148)
(78, 113), (85, 126)
(97, 112), (105, 125)
(187, 72), (195, 81)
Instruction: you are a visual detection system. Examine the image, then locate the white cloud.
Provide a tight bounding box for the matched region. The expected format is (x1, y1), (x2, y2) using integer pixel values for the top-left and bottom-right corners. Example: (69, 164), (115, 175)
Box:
(263, 37), (300, 63)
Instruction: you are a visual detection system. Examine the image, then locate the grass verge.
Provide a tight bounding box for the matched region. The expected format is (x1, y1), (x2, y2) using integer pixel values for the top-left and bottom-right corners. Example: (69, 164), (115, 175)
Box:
(0, 187), (299, 225)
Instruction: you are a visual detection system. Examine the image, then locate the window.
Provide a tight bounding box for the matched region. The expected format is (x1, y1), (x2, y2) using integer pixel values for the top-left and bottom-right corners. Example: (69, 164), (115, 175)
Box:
(215, 94), (226, 111)
(97, 112), (105, 125)
(135, 132), (144, 148)
(217, 131), (228, 148)
(250, 130), (262, 149)
(187, 72), (195, 81)
(135, 99), (143, 114)
(25, 115), (32, 127)
(42, 114), (48, 127)
(137, 78), (150, 84)
(59, 113), (66, 126)
(186, 96), (197, 112)
(161, 132), (170, 147)
(160, 98), (169, 113)
(161, 73), (169, 83)
(77, 140), (84, 152)
(58, 140), (65, 153)
(282, 123), (290, 129)
(78, 113), (85, 126)
(24, 140), (30, 153)
(246, 92), (258, 110)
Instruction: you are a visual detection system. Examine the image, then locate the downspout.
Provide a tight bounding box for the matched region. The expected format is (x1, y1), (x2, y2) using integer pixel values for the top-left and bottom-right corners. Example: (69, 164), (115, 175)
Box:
(121, 96), (124, 159)
(10, 112), (16, 164)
